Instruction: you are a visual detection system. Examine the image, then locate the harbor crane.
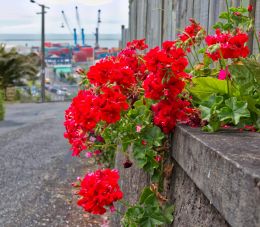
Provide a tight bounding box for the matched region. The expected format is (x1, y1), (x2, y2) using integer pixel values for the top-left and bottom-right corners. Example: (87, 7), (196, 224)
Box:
(61, 10), (78, 46)
(75, 6), (85, 46)
(61, 7), (86, 46)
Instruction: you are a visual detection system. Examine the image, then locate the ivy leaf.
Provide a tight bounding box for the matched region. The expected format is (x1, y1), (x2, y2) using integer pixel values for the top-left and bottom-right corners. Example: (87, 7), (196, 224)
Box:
(189, 77), (227, 101)
(219, 97), (250, 125)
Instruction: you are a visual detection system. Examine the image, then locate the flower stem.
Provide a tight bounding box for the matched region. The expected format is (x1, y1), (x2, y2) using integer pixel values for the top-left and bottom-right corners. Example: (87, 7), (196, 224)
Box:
(225, 0), (231, 24)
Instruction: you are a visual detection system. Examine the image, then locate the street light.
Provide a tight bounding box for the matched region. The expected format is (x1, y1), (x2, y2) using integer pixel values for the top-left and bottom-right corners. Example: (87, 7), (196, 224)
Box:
(30, 0), (50, 103)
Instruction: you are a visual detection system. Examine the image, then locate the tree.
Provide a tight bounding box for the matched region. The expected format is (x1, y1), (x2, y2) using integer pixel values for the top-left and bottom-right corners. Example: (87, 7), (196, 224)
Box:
(0, 45), (39, 98)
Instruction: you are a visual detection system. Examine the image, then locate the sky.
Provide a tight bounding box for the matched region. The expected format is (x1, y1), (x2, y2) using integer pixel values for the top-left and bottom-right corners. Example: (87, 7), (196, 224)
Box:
(0, 0), (129, 34)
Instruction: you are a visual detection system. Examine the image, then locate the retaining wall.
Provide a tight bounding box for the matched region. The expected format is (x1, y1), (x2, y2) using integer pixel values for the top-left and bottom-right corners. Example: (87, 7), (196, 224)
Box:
(111, 125), (260, 227)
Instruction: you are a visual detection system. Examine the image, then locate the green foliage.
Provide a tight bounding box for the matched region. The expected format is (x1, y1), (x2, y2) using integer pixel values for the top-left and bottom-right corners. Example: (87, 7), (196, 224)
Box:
(213, 6), (252, 32)
(188, 77), (228, 101)
(199, 94), (251, 132)
(0, 45), (39, 94)
(122, 187), (174, 227)
(218, 97), (250, 125)
(99, 97), (165, 180)
(0, 90), (4, 120)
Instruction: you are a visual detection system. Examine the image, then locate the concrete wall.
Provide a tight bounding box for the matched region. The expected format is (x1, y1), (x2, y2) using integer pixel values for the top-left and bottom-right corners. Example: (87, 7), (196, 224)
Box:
(111, 125), (260, 226)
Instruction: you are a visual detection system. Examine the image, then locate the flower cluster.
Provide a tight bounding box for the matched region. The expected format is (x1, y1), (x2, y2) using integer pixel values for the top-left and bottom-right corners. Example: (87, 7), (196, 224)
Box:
(205, 29), (249, 61)
(64, 87), (128, 155)
(178, 18), (204, 48)
(76, 169), (123, 214)
(64, 39), (150, 156)
(143, 41), (191, 133)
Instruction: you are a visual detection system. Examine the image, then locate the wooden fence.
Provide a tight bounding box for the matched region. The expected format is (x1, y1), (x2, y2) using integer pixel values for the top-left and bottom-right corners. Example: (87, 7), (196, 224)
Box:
(121, 0), (260, 53)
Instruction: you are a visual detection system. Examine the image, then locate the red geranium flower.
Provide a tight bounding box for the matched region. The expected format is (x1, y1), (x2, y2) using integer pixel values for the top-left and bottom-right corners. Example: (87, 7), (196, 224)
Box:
(126, 38), (148, 50)
(76, 169), (123, 215)
(178, 18), (204, 46)
(248, 4), (253, 12)
(205, 29), (249, 61)
(98, 86), (129, 124)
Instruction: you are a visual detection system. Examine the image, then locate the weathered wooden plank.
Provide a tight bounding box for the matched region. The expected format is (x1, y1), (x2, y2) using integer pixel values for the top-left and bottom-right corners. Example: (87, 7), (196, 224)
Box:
(193, 0), (201, 23)
(174, 0), (181, 39)
(208, 0), (221, 33)
(136, 0), (147, 39)
(145, 0), (163, 47)
(253, 0), (260, 53)
(124, 0), (260, 53)
(200, 0), (210, 31)
(187, 0), (194, 21)
(129, 0), (137, 41)
(162, 0), (173, 41)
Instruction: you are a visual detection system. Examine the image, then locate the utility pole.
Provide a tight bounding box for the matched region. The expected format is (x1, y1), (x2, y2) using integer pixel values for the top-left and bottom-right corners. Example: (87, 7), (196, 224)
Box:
(30, 0), (49, 102)
(95, 9), (101, 49)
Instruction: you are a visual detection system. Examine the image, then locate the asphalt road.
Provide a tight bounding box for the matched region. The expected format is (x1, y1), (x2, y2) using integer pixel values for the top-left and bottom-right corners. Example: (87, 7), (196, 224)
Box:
(0, 103), (104, 227)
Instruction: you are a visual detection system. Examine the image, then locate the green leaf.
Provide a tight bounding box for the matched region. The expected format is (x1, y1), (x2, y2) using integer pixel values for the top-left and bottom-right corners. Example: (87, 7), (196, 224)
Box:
(219, 97), (250, 125)
(139, 187), (154, 205)
(199, 94), (223, 121)
(189, 77), (227, 101)
(228, 64), (256, 96)
(213, 22), (224, 29)
(140, 190), (157, 206)
(125, 206), (144, 220)
(199, 105), (211, 121)
(202, 121), (221, 132)
(163, 205), (175, 223)
(219, 12), (229, 20)
(140, 211), (165, 227)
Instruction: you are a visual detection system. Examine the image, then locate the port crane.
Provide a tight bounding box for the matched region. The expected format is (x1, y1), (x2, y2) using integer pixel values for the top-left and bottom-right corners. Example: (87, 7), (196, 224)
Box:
(61, 7), (101, 48)
(75, 6), (85, 46)
(61, 7), (85, 46)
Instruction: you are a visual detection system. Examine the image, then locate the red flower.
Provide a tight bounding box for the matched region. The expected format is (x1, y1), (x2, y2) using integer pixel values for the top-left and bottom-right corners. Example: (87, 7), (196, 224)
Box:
(87, 58), (136, 90)
(178, 18), (204, 46)
(64, 90), (100, 156)
(77, 169), (123, 215)
(141, 140), (147, 146)
(248, 4), (253, 12)
(233, 12), (241, 16)
(98, 86), (129, 124)
(155, 155), (162, 163)
(126, 38), (148, 50)
(152, 99), (191, 133)
(205, 29), (249, 61)
(143, 72), (165, 100)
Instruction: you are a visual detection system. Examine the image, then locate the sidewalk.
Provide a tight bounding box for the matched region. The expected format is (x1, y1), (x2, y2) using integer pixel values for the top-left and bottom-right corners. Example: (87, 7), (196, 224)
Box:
(0, 103), (104, 227)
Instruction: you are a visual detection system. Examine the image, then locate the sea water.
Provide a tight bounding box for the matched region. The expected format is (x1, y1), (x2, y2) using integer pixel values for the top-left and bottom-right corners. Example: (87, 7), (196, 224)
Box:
(0, 33), (120, 48)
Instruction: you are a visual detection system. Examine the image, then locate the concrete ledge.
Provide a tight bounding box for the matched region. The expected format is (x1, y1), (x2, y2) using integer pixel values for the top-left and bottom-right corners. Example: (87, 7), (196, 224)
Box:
(171, 125), (260, 227)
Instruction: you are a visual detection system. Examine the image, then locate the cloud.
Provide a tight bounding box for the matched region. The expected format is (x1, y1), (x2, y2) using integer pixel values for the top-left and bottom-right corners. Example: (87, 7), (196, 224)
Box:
(0, 23), (38, 33)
